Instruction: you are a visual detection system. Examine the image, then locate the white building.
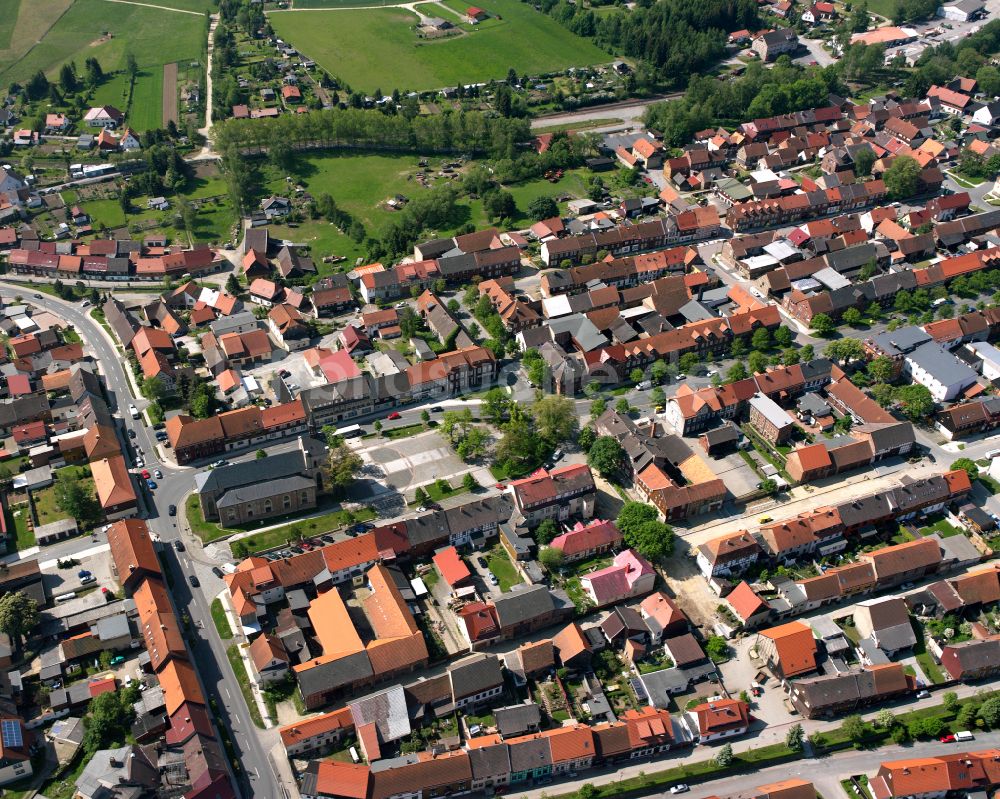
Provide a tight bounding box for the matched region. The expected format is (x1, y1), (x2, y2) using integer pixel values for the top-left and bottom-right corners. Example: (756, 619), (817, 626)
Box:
(904, 342), (978, 402)
(938, 0), (984, 21)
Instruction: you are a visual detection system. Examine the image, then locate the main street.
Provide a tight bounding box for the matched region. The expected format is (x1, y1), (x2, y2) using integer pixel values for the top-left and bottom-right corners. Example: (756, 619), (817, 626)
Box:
(0, 282), (286, 799)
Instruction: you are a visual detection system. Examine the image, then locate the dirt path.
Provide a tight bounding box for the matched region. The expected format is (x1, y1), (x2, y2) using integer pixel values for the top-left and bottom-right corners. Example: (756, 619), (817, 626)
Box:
(99, 0), (204, 14)
(162, 62), (178, 128)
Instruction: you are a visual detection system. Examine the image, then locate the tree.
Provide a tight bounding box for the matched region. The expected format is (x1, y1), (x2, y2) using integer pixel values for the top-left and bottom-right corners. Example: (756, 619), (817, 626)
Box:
(714, 742), (734, 768)
(83, 688), (137, 756)
(842, 714), (867, 744)
(420, 409), (431, 427)
(615, 398), (631, 415)
(650, 386), (666, 408)
(588, 436), (626, 478)
(0, 592), (38, 648)
(759, 478), (778, 496)
(463, 472), (479, 491)
(951, 458), (980, 482)
(536, 518), (560, 545)
(616, 502), (674, 560)
(884, 154), (921, 200)
(256, 449), (266, 459)
(811, 313), (836, 336)
(577, 784), (598, 799)
(978, 696), (1000, 728)
(84, 57), (104, 87)
(786, 723), (805, 751)
(578, 426), (597, 451)
(482, 387), (512, 425)
(630, 368), (644, 384)
(727, 362), (748, 382)
(868, 355), (894, 384)
(854, 146), (876, 177)
(55, 472), (101, 528)
(650, 359), (669, 384)
(824, 338), (865, 364)
(957, 701), (979, 730)
(125, 51), (138, 79)
(874, 709), (896, 730)
(894, 384), (934, 421)
(59, 62), (78, 94)
(773, 326), (793, 348)
(705, 635), (728, 662)
(748, 351), (767, 375)
(414, 486), (428, 504)
(140, 375), (165, 403)
(528, 196), (559, 221)
(539, 546), (565, 572)
(590, 398), (606, 419)
(801, 344), (814, 361)
(225, 273), (241, 294)
(842, 307), (864, 327)
(374, 420), (383, 437)
(325, 441), (363, 491)
(751, 327), (771, 351)
(943, 691), (960, 714)
(532, 395), (576, 445)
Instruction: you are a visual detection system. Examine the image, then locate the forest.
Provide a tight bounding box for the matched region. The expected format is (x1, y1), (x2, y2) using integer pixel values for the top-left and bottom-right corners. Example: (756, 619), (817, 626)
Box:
(533, 0), (761, 87)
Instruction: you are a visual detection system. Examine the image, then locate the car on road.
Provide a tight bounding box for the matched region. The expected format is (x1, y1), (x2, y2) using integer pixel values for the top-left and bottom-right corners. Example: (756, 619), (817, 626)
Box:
(917, 689), (931, 698)
(670, 786), (690, 794)
(80, 575), (95, 584)
(129, 404), (140, 419)
(759, 516), (773, 523)
(154, 469), (162, 479)
(212, 566), (225, 578)
(940, 734), (956, 743)
(676, 373), (687, 380)
(33, 293), (42, 299)
(135, 458), (144, 468)
(168, 504), (177, 516)
(189, 575), (200, 588)
(141, 469), (151, 479)
(128, 429), (137, 439)
(279, 369), (291, 378)
(636, 380), (652, 390)
(146, 480), (157, 490)
(494, 483), (506, 490)
(430, 406), (443, 412)
(211, 460), (228, 468)
(387, 411), (401, 420)
(174, 540), (184, 551)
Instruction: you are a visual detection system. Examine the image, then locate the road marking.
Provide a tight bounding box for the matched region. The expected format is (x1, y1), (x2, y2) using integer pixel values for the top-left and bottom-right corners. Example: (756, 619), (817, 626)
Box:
(223, 687), (232, 700)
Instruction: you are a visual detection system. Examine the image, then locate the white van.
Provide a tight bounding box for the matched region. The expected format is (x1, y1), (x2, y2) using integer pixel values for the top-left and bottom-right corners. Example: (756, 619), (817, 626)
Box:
(955, 731), (975, 742)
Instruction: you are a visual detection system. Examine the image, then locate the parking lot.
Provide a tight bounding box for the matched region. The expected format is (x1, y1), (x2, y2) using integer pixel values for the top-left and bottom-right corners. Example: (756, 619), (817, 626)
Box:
(704, 449), (762, 500)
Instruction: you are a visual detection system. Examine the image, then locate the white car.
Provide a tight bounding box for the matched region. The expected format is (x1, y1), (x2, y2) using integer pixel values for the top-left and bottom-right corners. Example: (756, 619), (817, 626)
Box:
(670, 786), (690, 794)
(129, 404), (140, 419)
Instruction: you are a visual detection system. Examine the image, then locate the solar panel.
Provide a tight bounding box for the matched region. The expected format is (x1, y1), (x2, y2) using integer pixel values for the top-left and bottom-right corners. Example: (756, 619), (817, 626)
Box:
(1, 719), (22, 748)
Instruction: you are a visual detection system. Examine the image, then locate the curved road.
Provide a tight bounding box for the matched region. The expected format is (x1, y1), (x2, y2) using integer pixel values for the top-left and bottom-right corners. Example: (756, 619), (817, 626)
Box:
(0, 282), (283, 799)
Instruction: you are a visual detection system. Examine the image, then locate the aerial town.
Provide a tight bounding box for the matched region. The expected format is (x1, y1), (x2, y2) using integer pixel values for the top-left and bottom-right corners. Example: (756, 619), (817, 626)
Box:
(9, 0), (1000, 797)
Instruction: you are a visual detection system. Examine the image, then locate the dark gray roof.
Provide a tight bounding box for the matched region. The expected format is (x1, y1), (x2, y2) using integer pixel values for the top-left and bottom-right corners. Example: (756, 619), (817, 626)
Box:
(942, 636), (1000, 676)
(444, 496), (513, 535)
(855, 422), (914, 453)
(790, 667), (890, 710)
(468, 740), (511, 778)
(835, 493), (893, 528)
(195, 439), (321, 494)
(508, 736), (552, 772)
(493, 703), (541, 737)
(907, 342), (976, 387)
(216, 475), (315, 509)
(296, 650), (374, 696)
(448, 654), (503, 701)
(493, 585), (563, 628)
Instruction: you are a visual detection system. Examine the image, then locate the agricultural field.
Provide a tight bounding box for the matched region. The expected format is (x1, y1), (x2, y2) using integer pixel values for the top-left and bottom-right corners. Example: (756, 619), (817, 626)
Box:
(268, 0), (611, 93)
(0, 0), (205, 89)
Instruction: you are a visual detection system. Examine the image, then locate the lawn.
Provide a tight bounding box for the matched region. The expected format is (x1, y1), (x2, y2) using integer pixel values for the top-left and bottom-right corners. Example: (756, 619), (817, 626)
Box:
(210, 598), (234, 640)
(11, 505), (35, 551)
(487, 544), (522, 592)
(126, 69), (166, 131)
(0, 0), (205, 89)
(226, 644), (264, 728)
(0, 0), (22, 50)
(268, 0), (611, 93)
(32, 466), (95, 527)
(918, 517), (964, 539)
(411, 477), (470, 505)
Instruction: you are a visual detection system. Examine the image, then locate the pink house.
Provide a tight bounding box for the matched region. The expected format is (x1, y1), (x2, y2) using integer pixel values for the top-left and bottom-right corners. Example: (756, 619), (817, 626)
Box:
(581, 549), (656, 607)
(549, 519), (622, 564)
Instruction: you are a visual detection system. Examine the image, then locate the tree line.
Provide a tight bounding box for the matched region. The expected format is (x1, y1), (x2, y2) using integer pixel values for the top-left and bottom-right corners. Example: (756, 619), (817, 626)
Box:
(532, 0), (759, 88)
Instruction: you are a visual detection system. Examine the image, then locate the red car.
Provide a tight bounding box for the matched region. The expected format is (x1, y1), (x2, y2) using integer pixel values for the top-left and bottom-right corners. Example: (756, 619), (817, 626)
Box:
(494, 483), (507, 490)
(387, 411), (401, 420)
(940, 734), (956, 743)
(140, 469), (151, 479)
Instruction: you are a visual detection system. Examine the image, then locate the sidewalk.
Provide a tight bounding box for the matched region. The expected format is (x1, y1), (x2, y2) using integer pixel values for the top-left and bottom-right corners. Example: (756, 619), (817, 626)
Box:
(216, 588), (274, 729)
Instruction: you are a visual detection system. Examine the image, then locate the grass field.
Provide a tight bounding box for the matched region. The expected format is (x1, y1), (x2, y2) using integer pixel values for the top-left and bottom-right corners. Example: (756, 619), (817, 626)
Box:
(0, 0), (205, 88)
(268, 0), (611, 92)
(0, 0), (21, 49)
(259, 152), (590, 262)
(32, 466), (95, 527)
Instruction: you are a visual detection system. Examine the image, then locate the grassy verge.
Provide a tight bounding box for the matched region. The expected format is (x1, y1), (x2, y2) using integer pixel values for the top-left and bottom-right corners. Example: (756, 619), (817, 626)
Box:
(232, 506), (377, 554)
(210, 598), (233, 640)
(11, 505), (34, 550)
(411, 478), (470, 506)
(226, 644), (265, 728)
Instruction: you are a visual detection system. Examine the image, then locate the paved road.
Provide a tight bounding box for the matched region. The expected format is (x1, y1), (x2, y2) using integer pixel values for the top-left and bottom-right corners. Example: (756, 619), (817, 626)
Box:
(1, 282), (284, 799)
(530, 96), (679, 130)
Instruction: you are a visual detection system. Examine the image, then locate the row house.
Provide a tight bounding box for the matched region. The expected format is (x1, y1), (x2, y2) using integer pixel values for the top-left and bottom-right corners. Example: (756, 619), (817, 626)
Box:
(540, 246), (697, 297)
(727, 181), (887, 232)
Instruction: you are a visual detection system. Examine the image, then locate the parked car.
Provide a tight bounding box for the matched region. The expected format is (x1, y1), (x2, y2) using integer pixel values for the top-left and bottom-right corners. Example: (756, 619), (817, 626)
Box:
(129, 404), (140, 419)
(77, 570), (92, 578)
(387, 411), (401, 420)
(128, 429), (137, 439)
(80, 575), (95, 584)
(477, 556), (489, 568)
(141, 469), (151, 479)
(212, 566), (225, 578)
(430, 406), (443, 412)
(487, 571), (499, 586)
(494, 483), (507, 490)
(189, 575), (200, 588)
(174, 540), (185, 551)
(146, 480), (157, 490)
(670, 786), (690, 794)
(940, 734), (956, 743)
(154, 469), (162, 479)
